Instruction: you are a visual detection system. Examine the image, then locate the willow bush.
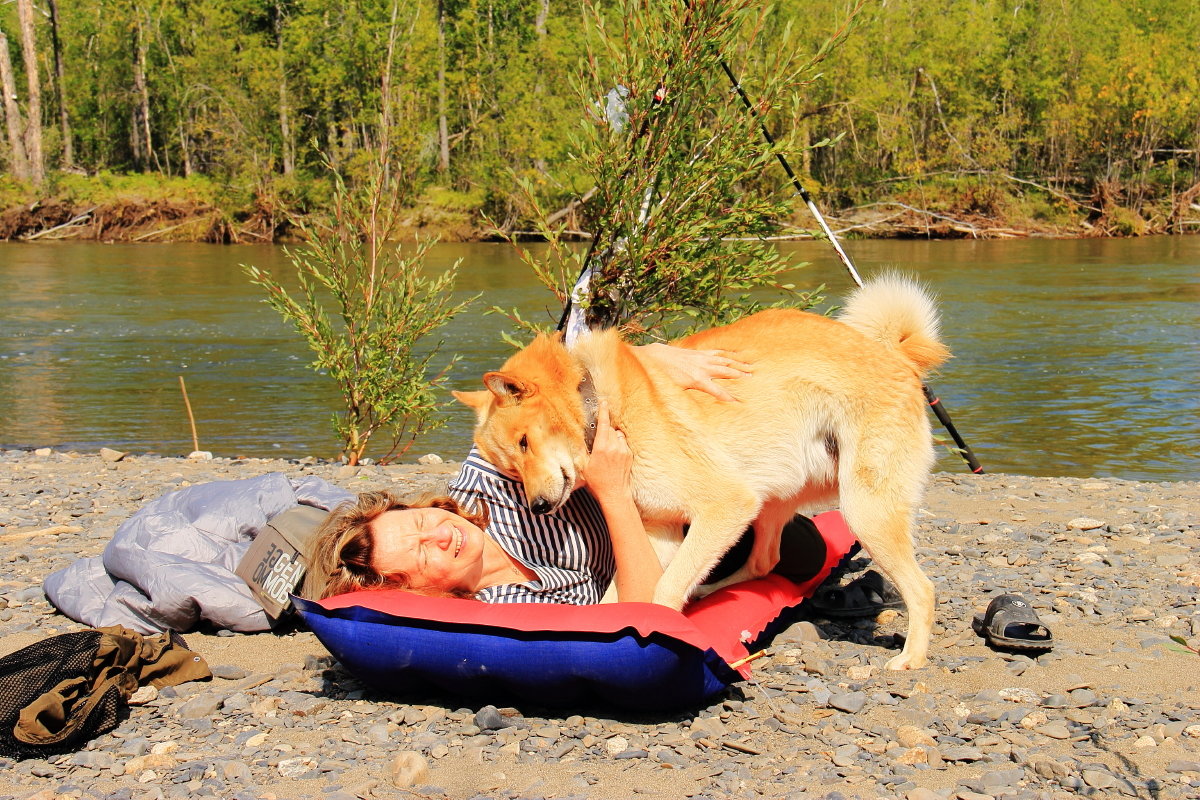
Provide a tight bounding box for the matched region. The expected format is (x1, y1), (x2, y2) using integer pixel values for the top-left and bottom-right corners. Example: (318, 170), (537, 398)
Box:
(244, 158), (472, 464)
(500, 0), (857, 336)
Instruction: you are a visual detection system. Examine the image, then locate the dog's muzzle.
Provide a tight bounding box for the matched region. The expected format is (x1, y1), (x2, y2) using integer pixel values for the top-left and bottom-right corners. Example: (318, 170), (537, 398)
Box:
(529, 473), (573, 515)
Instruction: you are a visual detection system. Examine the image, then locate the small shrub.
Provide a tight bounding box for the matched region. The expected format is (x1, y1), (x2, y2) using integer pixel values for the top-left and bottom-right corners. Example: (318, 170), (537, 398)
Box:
(423, 186), (487, 212)
(1105, 205), (1148, 236)
(48, 171), (222, 207)
(245, 160), (474, 464)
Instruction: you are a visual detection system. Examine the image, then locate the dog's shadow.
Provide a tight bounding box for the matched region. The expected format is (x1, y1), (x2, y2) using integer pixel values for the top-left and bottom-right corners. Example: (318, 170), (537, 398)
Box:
(762, 558), (909, 665)
(778, 608), (903, 654)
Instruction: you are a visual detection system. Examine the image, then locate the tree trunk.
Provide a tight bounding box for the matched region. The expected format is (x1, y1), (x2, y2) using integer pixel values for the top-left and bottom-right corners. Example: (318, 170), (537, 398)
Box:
(436, 0), (449, 173)
(46, 0), (72, 168)
(274, 2), (293, 176)
(0, 32), (30, 180)
(16, 0), (44, 186)
(178, 121), (192, 176)
(129, 31), (144, 166)
(130, 12), (154, 170)
(533, 0), (548, 99)
(279, 81), (293, 175)
(379, 1), (399, 156)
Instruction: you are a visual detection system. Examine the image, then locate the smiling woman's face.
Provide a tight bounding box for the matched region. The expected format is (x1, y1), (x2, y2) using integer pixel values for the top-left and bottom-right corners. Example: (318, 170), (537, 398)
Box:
(369, 506), (487, 595)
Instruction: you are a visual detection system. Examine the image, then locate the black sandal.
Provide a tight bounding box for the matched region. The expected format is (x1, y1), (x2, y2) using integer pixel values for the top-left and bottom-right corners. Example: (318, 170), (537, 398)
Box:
(807, 570), (902, 618)
(972, 594), (1053, 650)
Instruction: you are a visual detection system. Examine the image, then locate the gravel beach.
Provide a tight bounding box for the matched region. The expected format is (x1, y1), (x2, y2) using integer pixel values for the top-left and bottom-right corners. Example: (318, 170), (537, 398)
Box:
(1, 448), (1198, 800)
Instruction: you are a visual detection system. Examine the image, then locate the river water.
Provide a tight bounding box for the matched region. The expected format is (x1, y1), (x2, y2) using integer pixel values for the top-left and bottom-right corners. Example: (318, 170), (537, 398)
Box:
(0, 238), (1196, 481)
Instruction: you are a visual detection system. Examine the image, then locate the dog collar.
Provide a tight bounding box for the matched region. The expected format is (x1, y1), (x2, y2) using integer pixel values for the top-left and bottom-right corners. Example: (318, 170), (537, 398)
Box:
(579, 369), (599, 452)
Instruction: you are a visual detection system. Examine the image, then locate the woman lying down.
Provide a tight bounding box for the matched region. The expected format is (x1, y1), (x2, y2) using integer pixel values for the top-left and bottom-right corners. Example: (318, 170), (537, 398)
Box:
(302, 345), (829, 606)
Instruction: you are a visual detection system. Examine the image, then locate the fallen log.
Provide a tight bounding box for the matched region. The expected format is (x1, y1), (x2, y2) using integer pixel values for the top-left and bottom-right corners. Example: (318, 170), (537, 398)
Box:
(21, 206), (97, 241)
(131, 219), (197, 242)
(545, 186), (597, 227)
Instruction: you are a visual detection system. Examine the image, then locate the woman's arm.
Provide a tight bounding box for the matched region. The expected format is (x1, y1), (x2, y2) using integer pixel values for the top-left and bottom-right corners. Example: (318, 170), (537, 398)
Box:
(582, 400), (662, 603)
(635, 342), (752, 402)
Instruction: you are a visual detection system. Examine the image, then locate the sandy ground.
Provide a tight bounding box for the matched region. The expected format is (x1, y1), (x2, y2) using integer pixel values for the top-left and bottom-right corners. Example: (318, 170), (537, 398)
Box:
(1, 452), (1198, 799)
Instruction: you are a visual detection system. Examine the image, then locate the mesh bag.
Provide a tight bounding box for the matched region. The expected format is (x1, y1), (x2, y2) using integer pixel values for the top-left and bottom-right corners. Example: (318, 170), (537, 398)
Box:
(2, 628), (209, 760)
(0, 631), (122, 760)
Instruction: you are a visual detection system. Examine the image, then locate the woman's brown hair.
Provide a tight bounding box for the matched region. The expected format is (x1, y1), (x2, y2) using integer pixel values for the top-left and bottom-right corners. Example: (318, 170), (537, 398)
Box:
(301, 490), (489, 600)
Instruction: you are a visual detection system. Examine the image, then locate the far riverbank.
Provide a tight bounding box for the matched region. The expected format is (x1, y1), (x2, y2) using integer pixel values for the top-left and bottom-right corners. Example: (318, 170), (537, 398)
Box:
(3, 173), (1198, 244)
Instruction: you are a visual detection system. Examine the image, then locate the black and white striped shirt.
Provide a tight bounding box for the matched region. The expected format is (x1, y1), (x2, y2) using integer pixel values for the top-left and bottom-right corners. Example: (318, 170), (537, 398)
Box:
(447, 446), (615, 605)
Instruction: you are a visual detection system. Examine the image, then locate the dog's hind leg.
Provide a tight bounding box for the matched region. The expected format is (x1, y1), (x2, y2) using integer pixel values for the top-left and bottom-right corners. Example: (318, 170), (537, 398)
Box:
(839, 481), (935, 670)
(653, 496), (758, 611)
(691, 498), (794, 598)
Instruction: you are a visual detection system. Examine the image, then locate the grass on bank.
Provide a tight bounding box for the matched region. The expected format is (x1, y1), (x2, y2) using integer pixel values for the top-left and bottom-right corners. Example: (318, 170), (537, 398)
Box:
(1, 171), (223, 209)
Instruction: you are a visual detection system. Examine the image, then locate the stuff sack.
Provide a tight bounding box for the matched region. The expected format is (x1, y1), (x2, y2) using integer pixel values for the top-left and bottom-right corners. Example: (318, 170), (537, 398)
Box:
(0, 628), (210, 759)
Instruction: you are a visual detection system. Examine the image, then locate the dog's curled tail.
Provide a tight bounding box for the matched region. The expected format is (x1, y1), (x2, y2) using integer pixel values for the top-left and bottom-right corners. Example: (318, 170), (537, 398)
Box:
(838, 273), (950, 378)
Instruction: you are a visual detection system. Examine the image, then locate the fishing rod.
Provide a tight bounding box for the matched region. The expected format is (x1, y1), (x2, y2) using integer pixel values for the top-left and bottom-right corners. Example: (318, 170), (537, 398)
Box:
(718, 58), (985, 474)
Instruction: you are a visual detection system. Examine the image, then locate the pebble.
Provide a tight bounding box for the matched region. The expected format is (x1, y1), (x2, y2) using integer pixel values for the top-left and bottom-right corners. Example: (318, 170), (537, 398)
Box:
(389, 751), (430, 787)
(128, 685), (157, 705)
(123, 754), (177, 775)
(829, 691), (868, 713)
(896, 726), (937, 748)
(475, 704), (518, 731)
(904, 788), (940, 800)
(604, 736), (630, 755)
(941, 746), (984, 762)
(211, 664), (248, 680)
(1033, 723), (1072, 740)
(0, 452), (1197, 800)
(276, 756), (317, 777)
(177, 694), (222, 719)
(1082, 768), (1117, 789)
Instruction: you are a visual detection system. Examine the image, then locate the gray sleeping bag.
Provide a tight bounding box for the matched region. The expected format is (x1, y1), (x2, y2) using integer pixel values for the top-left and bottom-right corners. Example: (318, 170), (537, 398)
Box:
(43, 473), (353, 634)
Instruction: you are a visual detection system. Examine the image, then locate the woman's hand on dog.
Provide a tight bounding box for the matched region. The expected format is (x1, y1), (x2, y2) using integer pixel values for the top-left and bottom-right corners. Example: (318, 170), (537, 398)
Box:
(584, 400), (664, 602)
(638, 343), (752, 403)
(581, 400), (633, 506)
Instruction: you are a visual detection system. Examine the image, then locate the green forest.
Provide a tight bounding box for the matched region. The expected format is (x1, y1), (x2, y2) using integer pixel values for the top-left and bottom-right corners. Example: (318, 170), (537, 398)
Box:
(1, 0), (1198, 241)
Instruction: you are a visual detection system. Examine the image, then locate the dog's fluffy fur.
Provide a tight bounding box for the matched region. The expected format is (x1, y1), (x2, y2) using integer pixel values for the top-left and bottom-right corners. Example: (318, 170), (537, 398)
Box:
(454, 274), (948, 669)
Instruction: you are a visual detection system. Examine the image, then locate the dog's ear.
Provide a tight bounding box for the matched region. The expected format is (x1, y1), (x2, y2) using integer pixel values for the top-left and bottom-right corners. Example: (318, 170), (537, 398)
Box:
(483, 371), (537, 407)
(451, 390), (492, 420)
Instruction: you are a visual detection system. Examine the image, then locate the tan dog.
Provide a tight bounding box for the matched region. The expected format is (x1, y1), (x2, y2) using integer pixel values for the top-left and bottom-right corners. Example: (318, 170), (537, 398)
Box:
(454, 275), (948, 669)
